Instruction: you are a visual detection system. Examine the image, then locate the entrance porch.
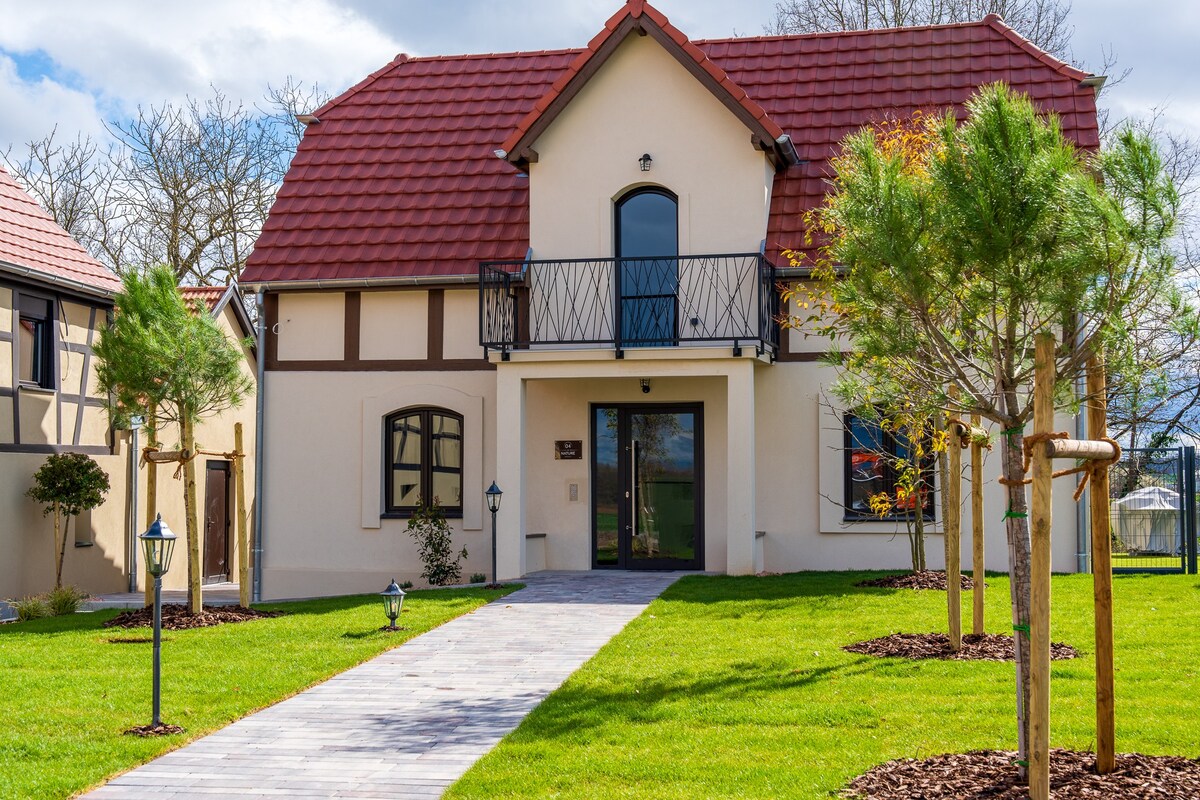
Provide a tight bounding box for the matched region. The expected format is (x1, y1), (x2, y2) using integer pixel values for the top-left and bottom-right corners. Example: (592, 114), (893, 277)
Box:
(492, 350), (764, 579)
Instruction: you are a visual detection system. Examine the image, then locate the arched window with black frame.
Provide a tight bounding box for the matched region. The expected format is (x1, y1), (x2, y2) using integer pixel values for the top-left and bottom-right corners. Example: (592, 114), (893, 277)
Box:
(615, 186), (678, 346)
(384, 408), (463, 516)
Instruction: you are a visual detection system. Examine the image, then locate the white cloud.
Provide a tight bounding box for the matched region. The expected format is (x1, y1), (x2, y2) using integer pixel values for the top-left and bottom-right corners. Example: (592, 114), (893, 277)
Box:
(0, 54), (106, 149)
(0, 0), (405, 149)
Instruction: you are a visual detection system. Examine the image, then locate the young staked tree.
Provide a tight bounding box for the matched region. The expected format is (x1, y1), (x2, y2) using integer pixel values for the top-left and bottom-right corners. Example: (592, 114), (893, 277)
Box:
(94, 266), (253, 613)
(797, 83), (1181, 775)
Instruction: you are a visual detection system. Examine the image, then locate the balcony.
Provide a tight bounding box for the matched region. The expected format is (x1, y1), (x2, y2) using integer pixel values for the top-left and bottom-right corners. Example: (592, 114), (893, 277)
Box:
(479, 253), (779, 359)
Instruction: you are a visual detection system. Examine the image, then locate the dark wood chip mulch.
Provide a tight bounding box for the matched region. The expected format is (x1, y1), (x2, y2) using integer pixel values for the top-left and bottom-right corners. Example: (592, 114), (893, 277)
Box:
(123, 723), (185, 737)
(844, 749), (1200, 799)
(844, 632), (1078, 662)
(857, 571), (982, 591)
(103, 604), (283, 630)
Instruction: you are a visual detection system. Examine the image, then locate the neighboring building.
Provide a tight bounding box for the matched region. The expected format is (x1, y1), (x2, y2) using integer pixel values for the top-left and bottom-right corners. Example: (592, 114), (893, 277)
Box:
(0, 163), (257, 598)
(241, 0), (1100, 599)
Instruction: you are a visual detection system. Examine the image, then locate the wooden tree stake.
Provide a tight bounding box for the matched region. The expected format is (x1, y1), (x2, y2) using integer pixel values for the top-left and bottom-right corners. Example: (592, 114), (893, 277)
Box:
(946, 388), (962, 652)
(971, 412), (985, 636)
(1030, 333), (1055, 800)
(1088, 353), (1116, 774)
(234, 423), (250, 608)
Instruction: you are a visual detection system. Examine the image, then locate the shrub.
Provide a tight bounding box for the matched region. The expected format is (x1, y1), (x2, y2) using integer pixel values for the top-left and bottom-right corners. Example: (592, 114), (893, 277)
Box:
(47, 585), (88, 616)
(13, 596), (49, 622)
(470, 573), (487, 584)
(26, 453), (110, 588)
(407, 497), (468, 586)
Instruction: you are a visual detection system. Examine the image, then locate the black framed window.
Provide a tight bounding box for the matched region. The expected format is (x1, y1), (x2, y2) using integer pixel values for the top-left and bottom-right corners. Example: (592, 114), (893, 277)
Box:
(17, 294), (53, 389)
(844, 413), (935, 520)
(385, 408), (463, 516)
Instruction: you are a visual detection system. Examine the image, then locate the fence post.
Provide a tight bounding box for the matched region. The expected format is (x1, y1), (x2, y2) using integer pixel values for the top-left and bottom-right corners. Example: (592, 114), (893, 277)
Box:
(1186, 446), (1198, 575)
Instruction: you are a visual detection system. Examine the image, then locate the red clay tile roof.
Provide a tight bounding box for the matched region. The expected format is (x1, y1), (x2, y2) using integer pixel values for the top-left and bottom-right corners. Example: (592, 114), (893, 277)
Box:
(241, 7), (1099, 285)
(499, 0), (791, 169)
(179, 285), (227, 312)
(0, 164), (121, 295)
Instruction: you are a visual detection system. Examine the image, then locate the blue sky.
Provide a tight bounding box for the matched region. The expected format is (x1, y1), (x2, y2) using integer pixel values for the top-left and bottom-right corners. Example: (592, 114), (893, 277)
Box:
(0, 0), (1196, 154)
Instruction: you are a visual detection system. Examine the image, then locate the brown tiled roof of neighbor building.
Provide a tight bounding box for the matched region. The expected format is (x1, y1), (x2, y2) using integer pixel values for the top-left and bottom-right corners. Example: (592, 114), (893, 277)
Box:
(241, 1), (1099, 285)
(0, 164), (121, 295)
(179, 285), (228, 313)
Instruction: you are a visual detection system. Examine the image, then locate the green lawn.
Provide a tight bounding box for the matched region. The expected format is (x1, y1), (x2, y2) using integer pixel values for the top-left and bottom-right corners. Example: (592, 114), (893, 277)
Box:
(0, 586), (516, 800)
(447, 571), (1200, 799)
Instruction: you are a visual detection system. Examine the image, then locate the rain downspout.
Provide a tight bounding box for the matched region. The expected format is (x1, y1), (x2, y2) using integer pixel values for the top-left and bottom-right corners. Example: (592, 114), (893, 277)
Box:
(252, 291), (267, 602)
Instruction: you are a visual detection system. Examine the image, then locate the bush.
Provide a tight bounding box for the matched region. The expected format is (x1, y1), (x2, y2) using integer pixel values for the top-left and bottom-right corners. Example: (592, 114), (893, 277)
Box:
(470, 573), (487, 584)
(47, 585), (88, 616)
(13, 596), (49, 622)
(407, 498), (468, 586)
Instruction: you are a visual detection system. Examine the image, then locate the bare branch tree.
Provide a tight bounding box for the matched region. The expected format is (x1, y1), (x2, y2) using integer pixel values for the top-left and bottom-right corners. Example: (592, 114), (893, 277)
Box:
(765, 0), (1074, 58)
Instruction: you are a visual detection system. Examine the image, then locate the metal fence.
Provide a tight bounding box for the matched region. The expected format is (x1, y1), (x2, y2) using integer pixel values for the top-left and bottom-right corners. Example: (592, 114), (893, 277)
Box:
(1107, 447), (1199, 574)
(479, 253), (779, 359)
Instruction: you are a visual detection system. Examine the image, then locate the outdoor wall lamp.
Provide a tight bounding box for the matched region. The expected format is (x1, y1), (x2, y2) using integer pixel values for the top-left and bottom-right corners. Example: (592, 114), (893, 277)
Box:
(485, 481), (503, 586)
(139, 514), (176, 728)
(639, 153), (653, 172)
(641, 379), (651, 394)
(380, 579), (406, 631)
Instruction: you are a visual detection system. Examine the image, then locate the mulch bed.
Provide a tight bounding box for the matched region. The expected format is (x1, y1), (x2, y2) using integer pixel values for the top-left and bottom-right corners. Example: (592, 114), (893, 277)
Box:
(844, 632), (1078, 662)
(844, 749), (1200, 799)
(857, 571), (982, 591)
(103, 604), (283, 630)
(123, 723), (185, 737)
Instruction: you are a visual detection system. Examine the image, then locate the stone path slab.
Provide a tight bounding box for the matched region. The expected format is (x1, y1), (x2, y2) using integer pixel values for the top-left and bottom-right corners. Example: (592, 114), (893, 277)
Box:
(85, 571), (680, 799)
(85, 583), (241, 610)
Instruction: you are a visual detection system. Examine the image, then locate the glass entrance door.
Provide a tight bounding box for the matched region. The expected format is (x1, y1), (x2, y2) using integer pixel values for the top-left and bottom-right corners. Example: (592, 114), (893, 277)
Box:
(593, 405), (702, 569)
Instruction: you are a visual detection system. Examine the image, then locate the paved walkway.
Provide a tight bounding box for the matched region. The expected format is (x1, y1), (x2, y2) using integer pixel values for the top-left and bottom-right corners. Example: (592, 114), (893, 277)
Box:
(85, 571), (681, 799)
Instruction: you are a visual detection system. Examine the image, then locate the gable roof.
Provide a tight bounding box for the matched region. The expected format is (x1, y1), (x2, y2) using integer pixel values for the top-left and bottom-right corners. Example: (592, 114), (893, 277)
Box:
(498, 0), (797, 171)
(241, 6), (1100, 287)
(180, 283), (257, 345)
(0, 164), (120, 298)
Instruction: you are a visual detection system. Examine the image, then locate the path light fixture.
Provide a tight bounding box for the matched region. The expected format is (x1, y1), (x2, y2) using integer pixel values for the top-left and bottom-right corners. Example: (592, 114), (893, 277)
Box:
(486, 481), (503, 586)
(381, 579), (405, 631)
(139, 513), (176, 728)
(639, 153), (653, 172)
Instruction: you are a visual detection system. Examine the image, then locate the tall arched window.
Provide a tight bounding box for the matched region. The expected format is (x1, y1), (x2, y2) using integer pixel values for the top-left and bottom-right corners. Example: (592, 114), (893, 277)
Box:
(385, 408), (463, 515)
(616, 187), (678, 346)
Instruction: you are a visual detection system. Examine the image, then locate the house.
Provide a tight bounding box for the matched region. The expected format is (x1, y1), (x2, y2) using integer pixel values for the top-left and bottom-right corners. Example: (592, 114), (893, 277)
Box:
(239, 0), (1101, 599)
(0, 163), (258, 599)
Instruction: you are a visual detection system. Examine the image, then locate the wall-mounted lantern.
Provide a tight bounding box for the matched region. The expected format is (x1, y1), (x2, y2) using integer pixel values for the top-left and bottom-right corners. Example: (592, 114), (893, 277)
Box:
(639, 153), (653, 172)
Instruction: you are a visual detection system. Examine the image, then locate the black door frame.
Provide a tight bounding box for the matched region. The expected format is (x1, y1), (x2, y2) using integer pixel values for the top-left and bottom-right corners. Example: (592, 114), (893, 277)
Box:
(590, 402), (704, 570)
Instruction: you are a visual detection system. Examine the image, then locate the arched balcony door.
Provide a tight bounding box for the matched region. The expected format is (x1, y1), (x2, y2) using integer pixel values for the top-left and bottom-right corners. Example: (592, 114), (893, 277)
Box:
(616, 187), (677, 346)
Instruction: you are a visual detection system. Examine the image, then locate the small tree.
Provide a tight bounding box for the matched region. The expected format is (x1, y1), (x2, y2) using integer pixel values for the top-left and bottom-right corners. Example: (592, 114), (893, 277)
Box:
(26, 453), (110, 589)
(94, 265), (253, 613)
(407, 498), (468, 586)
(791, 84), (1182, 775)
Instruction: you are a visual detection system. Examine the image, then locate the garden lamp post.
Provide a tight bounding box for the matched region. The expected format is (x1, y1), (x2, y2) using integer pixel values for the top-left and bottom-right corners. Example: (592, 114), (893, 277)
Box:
(381, 579), (405, 631)
(485, 481), (502, 586)
(139, 513), (176, 727)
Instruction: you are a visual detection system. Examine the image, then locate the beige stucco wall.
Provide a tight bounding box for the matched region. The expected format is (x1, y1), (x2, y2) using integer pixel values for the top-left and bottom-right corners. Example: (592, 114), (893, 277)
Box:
(754, 360), (1082, 574)
(360, 291), (427, 360)
(277, 292), (344, 361)
(259, 369), (497, 600)
(1, 299), (258, 599)
(443, 289), (485, 361)
(527, 33), (773, 260)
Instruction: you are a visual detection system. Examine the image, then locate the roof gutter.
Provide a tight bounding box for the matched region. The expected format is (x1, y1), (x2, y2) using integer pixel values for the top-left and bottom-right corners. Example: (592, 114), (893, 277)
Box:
(0, 260), (116, 302)
(241, 274), (478, 293)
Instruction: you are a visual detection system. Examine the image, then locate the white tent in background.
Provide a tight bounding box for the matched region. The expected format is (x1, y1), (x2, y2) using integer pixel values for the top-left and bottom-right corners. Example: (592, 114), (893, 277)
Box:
(1112, 486), (1181, 555)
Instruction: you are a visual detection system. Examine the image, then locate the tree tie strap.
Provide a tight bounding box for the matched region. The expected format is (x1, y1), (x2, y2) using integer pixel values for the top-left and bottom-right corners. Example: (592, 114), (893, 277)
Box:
(1002, 427), (1023, 444)
(1013, 623), (1030, 634)
(1004, 507), (1028, 519)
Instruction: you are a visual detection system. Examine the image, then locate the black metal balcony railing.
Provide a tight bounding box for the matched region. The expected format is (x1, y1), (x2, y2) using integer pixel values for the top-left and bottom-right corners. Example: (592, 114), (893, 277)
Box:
(479, 253), (779, 359)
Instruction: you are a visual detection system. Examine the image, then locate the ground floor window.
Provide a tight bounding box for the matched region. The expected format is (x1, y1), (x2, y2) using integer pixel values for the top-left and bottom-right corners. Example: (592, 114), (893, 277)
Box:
(384, 408), (463, 516)
(844, 413), (934, 520)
